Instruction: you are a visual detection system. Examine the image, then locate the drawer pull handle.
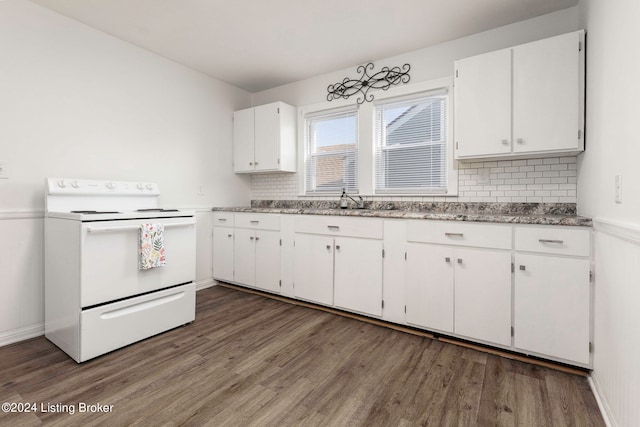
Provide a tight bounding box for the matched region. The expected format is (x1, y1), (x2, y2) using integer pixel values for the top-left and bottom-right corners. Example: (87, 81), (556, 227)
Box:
(445, 257), (451, 263)
(445, 233), (464, 237)
(250, 220), (259, 224)
(218, 218), (227, 222)
(520, 265), (526, 271)
(539, 239), (564, 244)
(457, 258), (463, 264)
(328, 225), (340, 231)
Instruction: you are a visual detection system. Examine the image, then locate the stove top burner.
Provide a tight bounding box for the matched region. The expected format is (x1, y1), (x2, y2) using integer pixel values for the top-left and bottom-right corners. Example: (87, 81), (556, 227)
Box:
(71, 210), (122, 214)
(135, 208), (179, 212)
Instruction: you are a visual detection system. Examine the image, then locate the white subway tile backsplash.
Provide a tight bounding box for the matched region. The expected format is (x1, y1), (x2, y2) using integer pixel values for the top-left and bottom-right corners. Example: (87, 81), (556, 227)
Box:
(250, 156), (578, 204)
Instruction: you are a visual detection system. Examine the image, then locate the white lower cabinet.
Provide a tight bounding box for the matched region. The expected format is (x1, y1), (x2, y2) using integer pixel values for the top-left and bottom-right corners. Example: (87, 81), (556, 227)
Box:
(406, 220), (513, 347)
(406, 243), (511, 345)
(334, 237), (383, 317)
(406, 243), (454, 333)
(234, 228), (281, 293)
(212, 226), (234, 282)
(454, 248), (512, 346)
(293, 216), (384, 316)
(293, 233), (334, 305)
(513, 225), (592, 366)
(514, 253), (591, 365)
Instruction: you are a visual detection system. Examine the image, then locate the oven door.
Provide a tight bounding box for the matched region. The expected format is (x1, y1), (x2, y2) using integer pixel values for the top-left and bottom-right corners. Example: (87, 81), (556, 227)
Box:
(80, 216), (196, 307)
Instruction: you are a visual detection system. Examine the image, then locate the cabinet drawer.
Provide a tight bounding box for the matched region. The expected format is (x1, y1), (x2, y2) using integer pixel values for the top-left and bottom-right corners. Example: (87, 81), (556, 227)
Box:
(294, 215), (383, 239)
(213, 212), (235, 227)
(407, 220), (512, 249)
(235, 213), (280, 230)
(515, 226), (590, 257)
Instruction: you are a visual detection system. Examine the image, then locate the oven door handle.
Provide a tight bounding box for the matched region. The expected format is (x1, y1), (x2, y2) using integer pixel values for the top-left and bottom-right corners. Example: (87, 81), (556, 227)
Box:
(86, 222), (195, 233)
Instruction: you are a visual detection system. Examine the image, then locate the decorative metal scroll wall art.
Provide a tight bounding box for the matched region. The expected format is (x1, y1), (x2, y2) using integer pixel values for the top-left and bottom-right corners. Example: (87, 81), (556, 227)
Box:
(327, 63), (411, 104)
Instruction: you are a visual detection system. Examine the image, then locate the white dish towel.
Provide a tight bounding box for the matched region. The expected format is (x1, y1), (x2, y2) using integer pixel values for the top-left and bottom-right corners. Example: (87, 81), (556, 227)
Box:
(139, 223), (166, 270)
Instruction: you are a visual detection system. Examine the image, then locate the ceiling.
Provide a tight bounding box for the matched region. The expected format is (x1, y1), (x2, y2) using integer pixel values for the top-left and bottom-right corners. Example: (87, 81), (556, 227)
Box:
(31, 0), (579, 93)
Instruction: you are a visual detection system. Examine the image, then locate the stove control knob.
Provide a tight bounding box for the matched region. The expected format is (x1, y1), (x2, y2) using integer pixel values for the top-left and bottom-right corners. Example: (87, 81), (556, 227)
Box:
(71, 180), (80, 189)
(137, 183), (144, 190)
(146, 184), (153, 190)
(57, 179), (67, 188)
(106, 182), (116, 190)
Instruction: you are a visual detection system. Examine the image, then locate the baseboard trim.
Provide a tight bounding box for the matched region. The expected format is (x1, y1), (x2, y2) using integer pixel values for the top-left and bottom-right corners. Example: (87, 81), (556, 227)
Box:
(0, 323), (44, 348)
(589, 375), (615, 427)
(195, 278), (216, 291)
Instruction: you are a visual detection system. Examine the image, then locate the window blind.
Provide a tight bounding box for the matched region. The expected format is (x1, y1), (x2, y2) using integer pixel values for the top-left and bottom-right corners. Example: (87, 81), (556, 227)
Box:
(374, 90), (448, 193)
(305, 109), (358, 193)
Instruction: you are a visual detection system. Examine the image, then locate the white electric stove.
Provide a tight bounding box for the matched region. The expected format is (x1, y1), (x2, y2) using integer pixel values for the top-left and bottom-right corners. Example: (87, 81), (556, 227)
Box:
(44, 178), (197, 362)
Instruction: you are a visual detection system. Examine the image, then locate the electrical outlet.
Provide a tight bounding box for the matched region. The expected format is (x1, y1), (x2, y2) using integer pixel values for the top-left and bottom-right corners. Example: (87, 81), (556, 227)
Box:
(0, 161), (8, 179)
(615, 174), (622, 203)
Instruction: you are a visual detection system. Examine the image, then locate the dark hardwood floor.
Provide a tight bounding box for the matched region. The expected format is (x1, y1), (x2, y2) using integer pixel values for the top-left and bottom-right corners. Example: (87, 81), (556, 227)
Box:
(0, 286), (604, 426)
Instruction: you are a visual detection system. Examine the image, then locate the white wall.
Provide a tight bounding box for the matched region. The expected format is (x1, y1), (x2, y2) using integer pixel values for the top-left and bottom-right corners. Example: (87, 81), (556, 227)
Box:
(249, 7), (581, 203)
(579, 1), (640, 426)
(0, 0), (252, 345)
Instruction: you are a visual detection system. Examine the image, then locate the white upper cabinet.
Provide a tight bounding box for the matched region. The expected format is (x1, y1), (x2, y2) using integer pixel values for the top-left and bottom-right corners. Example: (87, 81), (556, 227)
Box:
(233, 101), (296, 173)
(454, 30), (585, 160)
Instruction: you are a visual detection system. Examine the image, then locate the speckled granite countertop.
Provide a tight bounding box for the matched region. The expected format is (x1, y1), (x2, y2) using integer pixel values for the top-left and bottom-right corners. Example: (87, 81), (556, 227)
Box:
(212, 201), (592, 227)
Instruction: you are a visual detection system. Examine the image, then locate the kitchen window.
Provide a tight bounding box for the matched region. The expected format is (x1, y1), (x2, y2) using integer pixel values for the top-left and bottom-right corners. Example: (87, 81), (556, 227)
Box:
(374, 89), (448, 194)
(304, 108), (358, 193)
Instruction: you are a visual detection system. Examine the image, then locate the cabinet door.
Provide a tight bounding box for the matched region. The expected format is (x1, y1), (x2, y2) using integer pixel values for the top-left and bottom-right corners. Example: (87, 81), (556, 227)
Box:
(293, 234), (334, 306)
(513, 31), (581, 153)
(212, 226), (234, 282)
(233, 108), (255, 172)
(405, 243), (454, 333)
(454, 49), (512, 158)
(254, 103), (281, 171)
(334, 237), (383, 317)
(514, 254), (590, 364)
(454, 248), (512, 346)
(233, 228), (256, 286)
(254, 230), (281, 293)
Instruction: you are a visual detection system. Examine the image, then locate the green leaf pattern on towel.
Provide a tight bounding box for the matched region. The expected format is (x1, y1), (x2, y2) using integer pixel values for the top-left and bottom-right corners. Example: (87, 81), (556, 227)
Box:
(139, 224), (166, 270)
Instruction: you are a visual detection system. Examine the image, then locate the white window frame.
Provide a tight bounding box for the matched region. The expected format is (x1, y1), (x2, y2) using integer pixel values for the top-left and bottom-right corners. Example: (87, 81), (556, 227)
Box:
(373, 88), (449, 195)
(298, 77), (457, 197)
(298, 100), (360, 196)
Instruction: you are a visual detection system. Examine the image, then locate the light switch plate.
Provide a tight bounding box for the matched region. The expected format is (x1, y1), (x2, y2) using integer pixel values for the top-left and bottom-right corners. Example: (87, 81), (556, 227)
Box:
(0, 161), (8, 179)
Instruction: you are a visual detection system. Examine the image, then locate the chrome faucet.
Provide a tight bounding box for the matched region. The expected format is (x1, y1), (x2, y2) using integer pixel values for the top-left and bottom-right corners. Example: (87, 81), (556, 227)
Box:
(340, 188), (365, 209)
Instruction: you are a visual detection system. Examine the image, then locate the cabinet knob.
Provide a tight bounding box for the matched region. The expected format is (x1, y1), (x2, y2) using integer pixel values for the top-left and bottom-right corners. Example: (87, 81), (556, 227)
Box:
(255, 237), (260, 241)
(254, 162), (259, 166)
(501, 139), (509, 145)
(457, 258), (463, 264)
(326, 245), (331, 251)
(445, 257), (451, 263)
(227, 234), (232, 238)
(250, 236), (254, 240)
(519, 265), (526, 271)
(249, 162), (253, 166)
(517, 138), (524, 144)
(336, 245), (341, 251)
